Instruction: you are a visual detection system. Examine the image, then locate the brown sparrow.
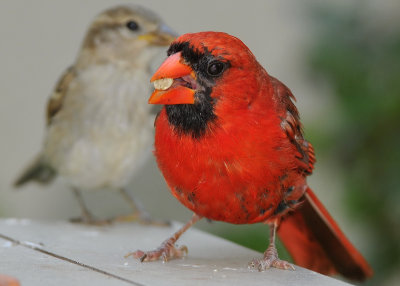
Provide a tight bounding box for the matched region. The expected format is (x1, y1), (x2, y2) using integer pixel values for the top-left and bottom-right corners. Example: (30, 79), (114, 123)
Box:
(14, 5), (176, 225)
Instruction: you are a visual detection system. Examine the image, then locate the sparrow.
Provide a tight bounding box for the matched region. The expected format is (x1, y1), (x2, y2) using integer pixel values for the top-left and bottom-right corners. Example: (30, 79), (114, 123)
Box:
(14, 5), (177, 225)
(127, 32), (373, 281)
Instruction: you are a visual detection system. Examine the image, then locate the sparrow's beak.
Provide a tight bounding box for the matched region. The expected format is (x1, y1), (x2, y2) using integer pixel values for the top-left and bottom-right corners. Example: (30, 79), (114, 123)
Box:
(149, 52), (196, 105)
(138, 24), (177, 46)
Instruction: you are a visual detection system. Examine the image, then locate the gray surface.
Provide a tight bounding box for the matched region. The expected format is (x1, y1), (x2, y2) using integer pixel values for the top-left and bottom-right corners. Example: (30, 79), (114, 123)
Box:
(0, 219), (351, 286)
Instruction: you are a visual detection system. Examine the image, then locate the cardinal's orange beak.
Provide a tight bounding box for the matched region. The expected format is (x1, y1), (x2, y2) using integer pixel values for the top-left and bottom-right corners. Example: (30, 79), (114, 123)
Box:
(149, 52), (196, 105)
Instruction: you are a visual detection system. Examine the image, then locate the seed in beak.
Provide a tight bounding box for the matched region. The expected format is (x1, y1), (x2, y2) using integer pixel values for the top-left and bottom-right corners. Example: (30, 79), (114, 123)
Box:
(153, 78), (173, 91)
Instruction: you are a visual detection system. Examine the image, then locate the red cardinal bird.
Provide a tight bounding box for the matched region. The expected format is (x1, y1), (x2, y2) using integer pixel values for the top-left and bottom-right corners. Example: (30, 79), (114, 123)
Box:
(128, 32), (373, 281)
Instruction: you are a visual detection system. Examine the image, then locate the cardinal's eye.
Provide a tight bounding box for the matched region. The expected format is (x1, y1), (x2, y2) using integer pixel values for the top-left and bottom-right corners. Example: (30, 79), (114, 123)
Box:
(207, 61), (225, 76)
(126, 21), (139, 31)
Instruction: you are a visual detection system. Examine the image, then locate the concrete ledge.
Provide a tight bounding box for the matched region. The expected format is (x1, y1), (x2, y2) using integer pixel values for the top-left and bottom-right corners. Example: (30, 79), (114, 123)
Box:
(0, 219), (351, 286)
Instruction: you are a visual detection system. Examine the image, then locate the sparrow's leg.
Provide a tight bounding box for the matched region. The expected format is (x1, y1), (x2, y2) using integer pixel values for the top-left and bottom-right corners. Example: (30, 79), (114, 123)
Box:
(69, 188), (111, 225)
(126, 214), (202, 262)
(249, 219), (295, 271)
(113, 188), (170, 226)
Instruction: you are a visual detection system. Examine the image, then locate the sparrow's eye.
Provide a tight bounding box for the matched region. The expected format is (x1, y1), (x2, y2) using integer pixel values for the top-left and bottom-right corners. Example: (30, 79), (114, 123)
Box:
(207, 61), (225, 76)
(126, 21), (139, 31)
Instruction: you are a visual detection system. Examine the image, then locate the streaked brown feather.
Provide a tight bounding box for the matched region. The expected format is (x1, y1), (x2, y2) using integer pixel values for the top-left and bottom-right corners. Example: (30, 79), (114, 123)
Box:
(46, 66), (76, 125)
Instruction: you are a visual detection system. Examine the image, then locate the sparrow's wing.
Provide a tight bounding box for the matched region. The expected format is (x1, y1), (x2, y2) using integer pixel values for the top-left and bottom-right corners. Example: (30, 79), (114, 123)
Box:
(13, 67), (76, 186)
(46, 66), (77, 125)
(270, 76), (315, 175)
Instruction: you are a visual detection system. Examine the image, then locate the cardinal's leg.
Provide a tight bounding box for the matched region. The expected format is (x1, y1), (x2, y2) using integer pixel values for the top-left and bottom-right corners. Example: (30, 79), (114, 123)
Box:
(126, 214), (202, 262)
(249, 219), (295, 271)
(112, 188), (170, 226)
(69, 188), (111, 225)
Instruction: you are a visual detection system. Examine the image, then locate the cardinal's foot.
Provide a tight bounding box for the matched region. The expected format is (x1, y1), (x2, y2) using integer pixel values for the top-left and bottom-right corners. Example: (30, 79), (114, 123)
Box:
(125, 240), (188, 262)
(249, 243), (295, 271)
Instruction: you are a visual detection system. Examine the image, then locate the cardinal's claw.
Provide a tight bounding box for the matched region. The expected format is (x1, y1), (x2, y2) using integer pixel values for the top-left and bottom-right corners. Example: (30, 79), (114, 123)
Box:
(249, 258), (295, 271)
(126, 214), (200, 263)
(249, 243), (295, 271)
(126, 242), (188, 262)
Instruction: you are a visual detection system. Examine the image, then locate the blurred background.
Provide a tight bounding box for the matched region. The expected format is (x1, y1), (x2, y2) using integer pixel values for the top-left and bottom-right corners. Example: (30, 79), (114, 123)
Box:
(0, 0), (399, 285)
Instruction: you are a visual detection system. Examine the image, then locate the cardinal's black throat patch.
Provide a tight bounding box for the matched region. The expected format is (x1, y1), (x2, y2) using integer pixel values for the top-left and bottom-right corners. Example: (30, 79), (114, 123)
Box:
(165, 86), (216, 139)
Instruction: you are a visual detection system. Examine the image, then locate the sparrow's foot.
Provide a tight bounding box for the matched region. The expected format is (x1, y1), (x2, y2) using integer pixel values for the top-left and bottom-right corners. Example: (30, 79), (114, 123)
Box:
(113, 211), (170, 227)
(249, 243), (295, 271)
(125, 239), (188, 262)
(116, 188), (170, 226)
(69, 213), (112, 226)
(70, 188), (112, 225)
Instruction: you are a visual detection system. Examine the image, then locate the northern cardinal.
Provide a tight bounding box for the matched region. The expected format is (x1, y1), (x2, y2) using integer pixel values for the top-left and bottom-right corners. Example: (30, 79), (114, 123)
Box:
(128, 32), (373, 280)
(14, 5), (176, 225)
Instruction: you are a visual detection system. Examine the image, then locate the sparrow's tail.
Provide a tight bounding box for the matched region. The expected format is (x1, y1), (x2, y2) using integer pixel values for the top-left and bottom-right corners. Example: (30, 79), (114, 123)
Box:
(277, 187), (373, 281)
(14, 155), (56, 187)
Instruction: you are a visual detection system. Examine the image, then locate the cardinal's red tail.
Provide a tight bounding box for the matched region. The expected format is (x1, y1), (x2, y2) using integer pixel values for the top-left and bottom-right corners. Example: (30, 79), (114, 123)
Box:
(277, 187), (373, 281)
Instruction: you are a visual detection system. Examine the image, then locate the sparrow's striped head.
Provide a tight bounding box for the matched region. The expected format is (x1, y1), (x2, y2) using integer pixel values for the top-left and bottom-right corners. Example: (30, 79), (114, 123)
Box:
(78, 5), (177, 66)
